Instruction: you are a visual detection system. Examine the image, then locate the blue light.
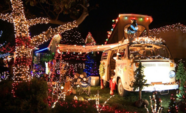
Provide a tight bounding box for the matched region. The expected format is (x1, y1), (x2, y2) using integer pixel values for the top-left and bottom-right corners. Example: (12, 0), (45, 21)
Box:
(35, 47), (49, 54)
(0, 30), (3, 37)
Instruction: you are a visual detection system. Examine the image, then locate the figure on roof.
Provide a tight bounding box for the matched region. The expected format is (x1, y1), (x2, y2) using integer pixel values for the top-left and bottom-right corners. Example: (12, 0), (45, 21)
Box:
(127, 19), (138, 38)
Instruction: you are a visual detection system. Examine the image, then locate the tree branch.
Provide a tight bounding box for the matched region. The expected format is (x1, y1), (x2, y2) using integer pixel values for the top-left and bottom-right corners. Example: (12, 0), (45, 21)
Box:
(38, 3), (51, 18)
(31, 21), (78, 48)
(0, 13), (13, 23)
(1, 0), (12, 13)
(55, 6), (63, 20)
(47, 6), (57, 17)
(1, 8), (12, 13)
(76, 7), (89, 25)
(27, 17), (50, 27)
(49, 4), (89, 25)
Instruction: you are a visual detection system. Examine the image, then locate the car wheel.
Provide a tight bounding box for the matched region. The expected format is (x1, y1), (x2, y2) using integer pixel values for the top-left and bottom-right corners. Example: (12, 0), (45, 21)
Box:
(117, 79), (127, 96)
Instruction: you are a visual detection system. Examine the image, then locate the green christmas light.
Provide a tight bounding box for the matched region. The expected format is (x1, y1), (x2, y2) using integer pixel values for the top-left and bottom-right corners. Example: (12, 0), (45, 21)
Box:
(124, 17), (128, 20)
(139, 18), (143, 21)
(112, 19), (115, 22)
(106, 39), (108, 41)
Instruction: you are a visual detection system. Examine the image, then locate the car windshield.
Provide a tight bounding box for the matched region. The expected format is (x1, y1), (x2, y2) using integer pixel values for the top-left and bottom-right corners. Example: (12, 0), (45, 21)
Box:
(129, 44), (170, 59)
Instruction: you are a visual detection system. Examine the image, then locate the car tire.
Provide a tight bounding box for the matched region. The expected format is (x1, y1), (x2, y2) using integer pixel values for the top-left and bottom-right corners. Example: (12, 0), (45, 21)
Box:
(117, 79), (127, 96)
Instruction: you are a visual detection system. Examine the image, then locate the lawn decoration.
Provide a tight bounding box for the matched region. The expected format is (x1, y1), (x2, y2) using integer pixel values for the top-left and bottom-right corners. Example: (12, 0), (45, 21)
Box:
(51, 83), (73, 108)
(145, 93), (163, 113)
(75, 73), (91, 95)
(64, 76), (76, 95)
(0, 71), (9, 82)
(109, 77), (116, 95)
(88, 90), (115, 113)
(168, 93), (179, 113)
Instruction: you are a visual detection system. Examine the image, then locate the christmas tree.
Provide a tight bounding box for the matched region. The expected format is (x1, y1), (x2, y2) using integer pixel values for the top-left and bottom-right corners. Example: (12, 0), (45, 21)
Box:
(176, 60), (186, 99)
(130, 62), (148, 107)
(168, 93), (179, 113)
(84, 52), (99, 77)
(84, 53), (94, 77)
(90, 62), (99, 76)
(179, 81), (186, 112)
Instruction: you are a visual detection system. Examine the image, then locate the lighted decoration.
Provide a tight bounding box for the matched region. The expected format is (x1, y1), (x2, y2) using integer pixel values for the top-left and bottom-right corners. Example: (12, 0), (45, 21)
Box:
(51, 84), (73, 108)
(32, 64), (45, 78)
(168, 93), (179, 113)
(57, 43), (125, 53)
(74, 95), (78, 101)
(85, 32), (96, 45)
(127, 19), (138, 38)
(141, 23), (186, 36)
(131, 37), (165, 44)
(3, 56), (12, 68)
(0, 53), (10, 58)
(35, 47), (49, 54)
(0, 30), (3, 37)
(89, 63), (99, 76)
(0, 71), (9, 82)
(104, 18), (119, 44)
(0, 41), (6, 47)
(88, 91), (115, 113)
(0, 42), (14, 53)
(145, 94), (163, 113)
(0, 0), (77, 82)
(84, 54), (94, 77)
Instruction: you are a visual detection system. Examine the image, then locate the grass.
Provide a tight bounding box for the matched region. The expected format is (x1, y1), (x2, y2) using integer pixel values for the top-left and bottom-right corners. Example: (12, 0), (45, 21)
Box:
(62, 86), (176, 113)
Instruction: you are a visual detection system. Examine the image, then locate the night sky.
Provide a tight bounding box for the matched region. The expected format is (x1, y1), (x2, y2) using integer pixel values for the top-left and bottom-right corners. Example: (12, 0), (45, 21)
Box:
(0, 0), (186, 49)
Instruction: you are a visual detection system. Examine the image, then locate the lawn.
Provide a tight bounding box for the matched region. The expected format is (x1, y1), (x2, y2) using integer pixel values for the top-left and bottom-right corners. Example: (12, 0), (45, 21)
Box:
(55, 86), (176, 113)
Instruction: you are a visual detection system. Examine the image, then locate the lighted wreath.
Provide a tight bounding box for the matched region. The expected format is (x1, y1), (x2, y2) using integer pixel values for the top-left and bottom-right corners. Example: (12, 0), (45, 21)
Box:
(99, 62), (105, 78)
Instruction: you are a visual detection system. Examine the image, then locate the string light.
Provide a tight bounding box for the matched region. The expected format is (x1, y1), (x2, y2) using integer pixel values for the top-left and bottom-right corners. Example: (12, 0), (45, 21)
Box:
(27, 17), (50, 26)
(142, 23), (186, 36)
(88, 91), (115, 113)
